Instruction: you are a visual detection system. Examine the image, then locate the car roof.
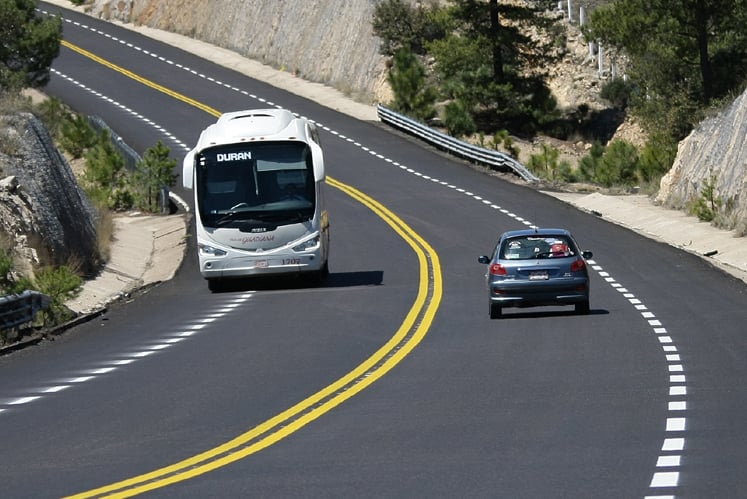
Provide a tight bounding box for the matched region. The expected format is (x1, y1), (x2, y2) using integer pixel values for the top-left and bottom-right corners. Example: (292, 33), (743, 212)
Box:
(500, 228), (572, 238)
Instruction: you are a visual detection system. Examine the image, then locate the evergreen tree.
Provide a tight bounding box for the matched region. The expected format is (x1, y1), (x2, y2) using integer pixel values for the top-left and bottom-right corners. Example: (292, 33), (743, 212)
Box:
(586, 0), (747, 140)
(0, 0), (62, 91)
(387, 48), (438, 123)
(131, 140), (177, 212)
(428, 0), (561, 132)
(372, 0), (446, 56)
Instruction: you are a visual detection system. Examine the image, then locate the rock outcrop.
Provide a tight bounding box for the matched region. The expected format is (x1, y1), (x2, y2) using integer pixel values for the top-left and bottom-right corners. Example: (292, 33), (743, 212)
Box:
(86, 0), (393, 104)
(0, 113), (99, 277)
(656, 90), (747, 234)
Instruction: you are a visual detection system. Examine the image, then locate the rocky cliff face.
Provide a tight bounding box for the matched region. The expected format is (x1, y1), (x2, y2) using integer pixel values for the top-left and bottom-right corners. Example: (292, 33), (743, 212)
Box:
(0, 113), (99, 277)
(656, 90), (747, 235)
(87, 0), (393, 104)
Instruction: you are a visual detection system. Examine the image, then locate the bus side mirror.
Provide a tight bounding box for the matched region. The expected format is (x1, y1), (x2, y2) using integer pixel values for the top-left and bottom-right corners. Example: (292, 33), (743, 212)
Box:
(182, 150), (195, 189)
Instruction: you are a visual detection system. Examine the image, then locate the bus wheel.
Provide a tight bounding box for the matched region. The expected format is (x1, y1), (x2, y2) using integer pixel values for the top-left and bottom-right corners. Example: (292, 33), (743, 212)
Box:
(207, 279), (223, 292)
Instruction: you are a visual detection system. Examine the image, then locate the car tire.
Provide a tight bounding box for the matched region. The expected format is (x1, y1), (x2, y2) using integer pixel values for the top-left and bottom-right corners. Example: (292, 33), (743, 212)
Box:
(575, 300), (590, 314)
(489, 303), (502, 319)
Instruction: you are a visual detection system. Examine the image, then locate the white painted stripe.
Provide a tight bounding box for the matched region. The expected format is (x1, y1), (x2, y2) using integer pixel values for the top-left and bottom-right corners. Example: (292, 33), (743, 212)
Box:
(656, 455), (681, 467)
(650, 471), (679, 487)
(662, 438), (685, 451)
(111, 359), (137, 365)
(86, 367), (117, 374)
(669, 401), (687, 411)
(144, 344), (170, 351)
(129, 351), (156, 358)
(65, 376), (95, 383)
(8, 396), (41, 405)
(669, 386), (687, 396)
(666, 418), (686, 431)
(39, 385), (70, 393)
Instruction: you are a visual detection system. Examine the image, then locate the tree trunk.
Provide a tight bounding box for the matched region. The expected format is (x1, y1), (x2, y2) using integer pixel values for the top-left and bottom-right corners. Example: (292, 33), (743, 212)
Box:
(489, 0), (504, 81)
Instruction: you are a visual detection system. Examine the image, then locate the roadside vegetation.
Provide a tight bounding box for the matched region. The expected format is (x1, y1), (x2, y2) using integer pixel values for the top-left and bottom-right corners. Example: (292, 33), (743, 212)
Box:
(373, 0), (747, 217)
(1, 0), (179, 335)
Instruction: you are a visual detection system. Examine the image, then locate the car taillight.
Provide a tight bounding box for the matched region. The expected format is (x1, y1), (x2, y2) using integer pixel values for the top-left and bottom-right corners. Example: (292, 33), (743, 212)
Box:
(490, 263), (507, 275)
(571, 258), (586, 272)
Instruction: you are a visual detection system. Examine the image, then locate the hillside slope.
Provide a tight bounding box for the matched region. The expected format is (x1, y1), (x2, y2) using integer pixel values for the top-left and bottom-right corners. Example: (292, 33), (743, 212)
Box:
(74, 0), (747, 232)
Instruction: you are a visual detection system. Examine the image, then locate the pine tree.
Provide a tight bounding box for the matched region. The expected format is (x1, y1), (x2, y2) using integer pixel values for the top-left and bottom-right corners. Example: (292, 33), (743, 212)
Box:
(0, 0), (62, 91)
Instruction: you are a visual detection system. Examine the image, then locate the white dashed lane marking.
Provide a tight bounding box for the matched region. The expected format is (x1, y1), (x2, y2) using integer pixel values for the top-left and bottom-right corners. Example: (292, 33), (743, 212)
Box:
(0, 294), (253, 414)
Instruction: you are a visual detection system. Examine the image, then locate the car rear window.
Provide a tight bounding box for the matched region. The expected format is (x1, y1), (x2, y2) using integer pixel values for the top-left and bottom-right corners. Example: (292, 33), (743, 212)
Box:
(501, 235), (575, 260)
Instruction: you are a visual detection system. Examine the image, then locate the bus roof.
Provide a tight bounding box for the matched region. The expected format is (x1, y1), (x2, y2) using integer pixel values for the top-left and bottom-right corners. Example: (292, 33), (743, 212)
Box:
(197, 108), (309, 149)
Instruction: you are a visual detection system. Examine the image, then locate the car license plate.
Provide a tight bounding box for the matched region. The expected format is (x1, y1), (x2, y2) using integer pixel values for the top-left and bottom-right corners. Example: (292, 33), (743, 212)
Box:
(529, 271), (549, 280)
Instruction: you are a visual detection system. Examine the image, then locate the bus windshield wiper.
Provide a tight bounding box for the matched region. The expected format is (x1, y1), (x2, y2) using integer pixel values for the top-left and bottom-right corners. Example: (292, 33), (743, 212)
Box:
(214, 211), (264, 226)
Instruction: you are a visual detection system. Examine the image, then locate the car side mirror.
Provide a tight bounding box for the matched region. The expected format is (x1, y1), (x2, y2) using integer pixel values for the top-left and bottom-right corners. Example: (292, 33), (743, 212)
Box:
(582, 250), (593, 259)
(478, 255), (490, 264)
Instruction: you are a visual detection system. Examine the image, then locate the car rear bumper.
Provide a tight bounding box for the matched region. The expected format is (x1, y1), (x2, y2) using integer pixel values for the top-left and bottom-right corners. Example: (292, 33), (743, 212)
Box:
(489, 278), (589, 308)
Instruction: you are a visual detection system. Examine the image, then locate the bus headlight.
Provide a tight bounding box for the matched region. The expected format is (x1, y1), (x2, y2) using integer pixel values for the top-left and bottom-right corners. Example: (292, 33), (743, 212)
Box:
(293, 236), (320, 252)
(199, 243), (227, 256)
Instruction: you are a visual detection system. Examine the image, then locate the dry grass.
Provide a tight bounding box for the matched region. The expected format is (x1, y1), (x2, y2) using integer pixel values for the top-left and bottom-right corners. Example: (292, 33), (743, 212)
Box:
(95, 203), (114, 264)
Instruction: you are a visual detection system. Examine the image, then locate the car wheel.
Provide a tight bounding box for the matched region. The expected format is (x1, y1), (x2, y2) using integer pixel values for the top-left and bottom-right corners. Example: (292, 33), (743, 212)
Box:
(575, 300), (590, 314)
(489, 303), (502, 319)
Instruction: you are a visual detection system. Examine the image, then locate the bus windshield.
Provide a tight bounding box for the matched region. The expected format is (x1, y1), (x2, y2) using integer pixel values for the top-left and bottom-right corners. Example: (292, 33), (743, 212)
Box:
(196, 142), (315, 228)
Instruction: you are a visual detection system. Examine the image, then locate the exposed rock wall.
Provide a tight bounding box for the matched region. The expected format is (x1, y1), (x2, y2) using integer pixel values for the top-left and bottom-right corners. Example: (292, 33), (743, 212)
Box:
(86, 0), (393, 104)
(0, 113), (99, 276)
(656, 90), (747, 233)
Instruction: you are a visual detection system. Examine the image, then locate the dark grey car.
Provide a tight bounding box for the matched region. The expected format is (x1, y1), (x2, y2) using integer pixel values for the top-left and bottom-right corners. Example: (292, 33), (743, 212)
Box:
(478, 228), (593, 319)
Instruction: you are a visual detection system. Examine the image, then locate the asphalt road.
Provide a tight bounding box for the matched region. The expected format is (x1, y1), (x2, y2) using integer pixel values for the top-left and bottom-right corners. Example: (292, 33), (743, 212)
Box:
(0, 3), (745, 498)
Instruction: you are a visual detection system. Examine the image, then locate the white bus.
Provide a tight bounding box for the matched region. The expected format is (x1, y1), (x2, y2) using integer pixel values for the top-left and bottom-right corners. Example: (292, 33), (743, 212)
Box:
(182, 109), (330, 291)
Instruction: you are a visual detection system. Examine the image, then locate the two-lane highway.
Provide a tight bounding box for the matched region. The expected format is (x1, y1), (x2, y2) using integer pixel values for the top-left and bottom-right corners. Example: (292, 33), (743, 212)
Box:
(0, 3), (745, 497)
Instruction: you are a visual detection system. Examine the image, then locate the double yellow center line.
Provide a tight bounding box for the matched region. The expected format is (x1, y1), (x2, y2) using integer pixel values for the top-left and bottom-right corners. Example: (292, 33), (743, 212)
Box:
(60, 41), (443, 498)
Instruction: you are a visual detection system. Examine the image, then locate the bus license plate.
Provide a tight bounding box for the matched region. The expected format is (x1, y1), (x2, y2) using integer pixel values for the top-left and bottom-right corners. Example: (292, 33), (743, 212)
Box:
(254, 260), (269, 268)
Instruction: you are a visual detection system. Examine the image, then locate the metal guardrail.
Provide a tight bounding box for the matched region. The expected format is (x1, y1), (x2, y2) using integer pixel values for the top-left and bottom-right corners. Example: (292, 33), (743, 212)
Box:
(89, 115), (142, 172)
(0, 291), (51, 331)
(376, 104), (539, 183)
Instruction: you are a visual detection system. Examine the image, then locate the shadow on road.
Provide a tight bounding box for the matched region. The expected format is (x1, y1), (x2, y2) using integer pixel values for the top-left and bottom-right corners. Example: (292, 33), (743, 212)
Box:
(211, 270), (384, 292)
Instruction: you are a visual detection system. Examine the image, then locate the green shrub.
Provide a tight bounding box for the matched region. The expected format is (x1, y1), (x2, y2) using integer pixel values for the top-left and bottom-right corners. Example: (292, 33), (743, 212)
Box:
(638, 133), (677, 184)
(443, 99), (476, 138)
(527, 143), (573, 183)
(491, 130), (520, 158)
(691, 173), (722, 222)
(600, 79), (636, 109)
(35, 96), (69, 138)
(595, 140), (640, 187)
(577, 142), (605, 182)
(83, 129), (132, 210)
(33, 265), (81, 325)
(388, 48), (437, 123)
(59, 113), (97, 158)
(0, 247), (13, 293)
(130, 140), (177, 212)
